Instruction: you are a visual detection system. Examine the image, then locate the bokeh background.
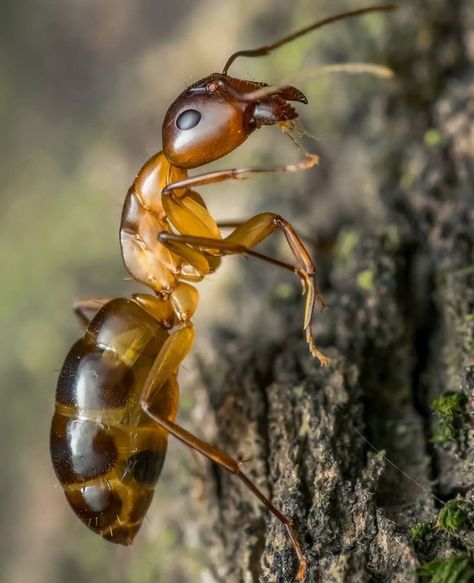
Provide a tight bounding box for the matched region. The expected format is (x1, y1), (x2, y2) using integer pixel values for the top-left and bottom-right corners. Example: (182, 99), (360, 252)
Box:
(1, 1), (403, 581)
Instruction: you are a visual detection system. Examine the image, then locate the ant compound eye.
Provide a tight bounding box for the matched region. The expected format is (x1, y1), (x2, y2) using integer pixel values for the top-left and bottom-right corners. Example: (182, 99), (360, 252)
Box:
(176, 109), (201, 130)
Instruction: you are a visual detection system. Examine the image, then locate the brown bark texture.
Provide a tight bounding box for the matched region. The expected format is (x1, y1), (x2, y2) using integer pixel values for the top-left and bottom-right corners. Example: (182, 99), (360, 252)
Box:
(197, 2), (474, 581)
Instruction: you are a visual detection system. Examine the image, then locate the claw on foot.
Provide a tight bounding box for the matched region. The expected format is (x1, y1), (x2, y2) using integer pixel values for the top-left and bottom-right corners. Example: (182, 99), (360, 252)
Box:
(285, 522), (307, 581)
(298, 270), (329, 365)
(316, 291), (328, 310)
(296, 557), (307, 581)
(237, 456), (253, 469)
(306, 328), (329, 366)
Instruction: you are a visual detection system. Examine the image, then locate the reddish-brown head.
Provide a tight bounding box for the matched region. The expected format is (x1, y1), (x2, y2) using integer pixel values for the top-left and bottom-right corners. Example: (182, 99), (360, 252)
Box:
(162, 5), (396, 169)
(162, 73), (307, 169)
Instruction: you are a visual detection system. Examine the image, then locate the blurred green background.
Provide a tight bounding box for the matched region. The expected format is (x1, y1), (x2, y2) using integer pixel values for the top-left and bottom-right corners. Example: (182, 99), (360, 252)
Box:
(0, 1), (395, 581)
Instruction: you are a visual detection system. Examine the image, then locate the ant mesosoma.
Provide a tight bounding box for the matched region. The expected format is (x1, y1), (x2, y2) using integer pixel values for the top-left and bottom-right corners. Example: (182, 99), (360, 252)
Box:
(50, 5), (395, 580)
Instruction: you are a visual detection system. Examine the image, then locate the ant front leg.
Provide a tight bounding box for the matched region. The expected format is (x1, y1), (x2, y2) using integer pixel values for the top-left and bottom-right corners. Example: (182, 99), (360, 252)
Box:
(162, 151), (318, 195)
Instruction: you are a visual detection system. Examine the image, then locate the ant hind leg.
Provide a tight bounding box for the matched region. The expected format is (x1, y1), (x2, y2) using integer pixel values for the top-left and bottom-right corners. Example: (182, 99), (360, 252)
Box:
(140, 401), (307, 581)
(73, 298), (111, 328)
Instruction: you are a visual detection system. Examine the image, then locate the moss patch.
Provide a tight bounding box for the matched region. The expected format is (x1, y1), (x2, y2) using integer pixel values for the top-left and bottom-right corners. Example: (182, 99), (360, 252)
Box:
(417, 555), (474, 582)
(431, 391), (467, 443)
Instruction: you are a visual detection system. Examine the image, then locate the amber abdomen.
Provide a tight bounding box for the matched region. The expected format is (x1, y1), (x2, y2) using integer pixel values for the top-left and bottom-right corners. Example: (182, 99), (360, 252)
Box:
(50, 298), (178, 544)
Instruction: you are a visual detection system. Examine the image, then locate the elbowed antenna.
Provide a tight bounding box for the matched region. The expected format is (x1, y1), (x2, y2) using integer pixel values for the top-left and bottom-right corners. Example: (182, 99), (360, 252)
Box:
(222, 4), (397, 75)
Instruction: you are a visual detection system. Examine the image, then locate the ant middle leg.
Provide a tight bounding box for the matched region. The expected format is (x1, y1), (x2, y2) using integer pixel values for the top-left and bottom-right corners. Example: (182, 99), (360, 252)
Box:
(217, 220), (319, 248)
(158, 213), (328, 365)
(225, 212), (327, 308)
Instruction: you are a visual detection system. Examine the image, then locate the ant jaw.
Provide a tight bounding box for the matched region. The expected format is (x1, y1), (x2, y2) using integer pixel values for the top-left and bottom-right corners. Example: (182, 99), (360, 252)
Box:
(273, 85), (307, 104)
(232, 82), (308, 127)
(235, 82), (308, 127)
(252, 97), (299, 127)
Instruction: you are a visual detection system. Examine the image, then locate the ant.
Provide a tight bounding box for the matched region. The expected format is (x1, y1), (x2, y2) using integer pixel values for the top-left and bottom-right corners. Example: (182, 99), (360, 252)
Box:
(50, 5), (395, 580)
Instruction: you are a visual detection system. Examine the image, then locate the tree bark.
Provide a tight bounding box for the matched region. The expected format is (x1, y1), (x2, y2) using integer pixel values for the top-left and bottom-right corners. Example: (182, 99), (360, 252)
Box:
(198, 2), (473, 581)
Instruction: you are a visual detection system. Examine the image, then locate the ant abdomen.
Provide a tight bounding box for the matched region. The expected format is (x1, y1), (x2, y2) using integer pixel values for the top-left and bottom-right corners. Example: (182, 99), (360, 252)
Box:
(50, 298), (177, 544)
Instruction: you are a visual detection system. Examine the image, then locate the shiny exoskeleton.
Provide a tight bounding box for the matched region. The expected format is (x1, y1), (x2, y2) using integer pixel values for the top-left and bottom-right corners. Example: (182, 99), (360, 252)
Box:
(50, 297), (180, 543)
(51, 5), (395, 580)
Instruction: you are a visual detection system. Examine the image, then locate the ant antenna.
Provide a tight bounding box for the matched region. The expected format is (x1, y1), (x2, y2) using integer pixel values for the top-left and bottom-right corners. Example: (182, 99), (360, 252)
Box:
(222, 4), (398, 75)
(223, 62), (395, 105)
(286, 62), (395, 82)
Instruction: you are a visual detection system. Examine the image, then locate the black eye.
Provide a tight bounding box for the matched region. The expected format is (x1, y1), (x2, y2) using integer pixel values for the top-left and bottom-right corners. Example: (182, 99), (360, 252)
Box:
(176, 109), (201, 130)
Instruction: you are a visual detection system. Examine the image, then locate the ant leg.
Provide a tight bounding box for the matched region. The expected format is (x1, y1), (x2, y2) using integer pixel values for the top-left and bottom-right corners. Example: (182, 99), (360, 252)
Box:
(159, 230), (297, 273)
(162, 152), (318, 195)
(145, 411), (307, 581)
(141, 323), (195, 405)
(217, 220), (318, 247)
(73, 298), (110, 327)
(158, 215), (328, 366)
(225, 214), (328, 363)
(136, 266), (307, 580)
(216, 220), (245, 229)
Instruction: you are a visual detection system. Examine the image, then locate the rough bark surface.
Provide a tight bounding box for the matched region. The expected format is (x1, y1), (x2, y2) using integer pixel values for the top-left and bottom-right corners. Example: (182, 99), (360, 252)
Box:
(198, 2), (473, 582)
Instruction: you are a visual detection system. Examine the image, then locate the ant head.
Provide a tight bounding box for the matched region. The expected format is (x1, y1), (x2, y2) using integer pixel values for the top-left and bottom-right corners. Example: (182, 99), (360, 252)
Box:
(162, 73), (307, 169)
(162, 5), (396, 169)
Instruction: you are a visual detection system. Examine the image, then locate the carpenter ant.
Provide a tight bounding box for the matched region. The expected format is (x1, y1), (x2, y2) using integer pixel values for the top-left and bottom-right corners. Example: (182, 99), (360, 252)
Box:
(50, 5), (395, 580)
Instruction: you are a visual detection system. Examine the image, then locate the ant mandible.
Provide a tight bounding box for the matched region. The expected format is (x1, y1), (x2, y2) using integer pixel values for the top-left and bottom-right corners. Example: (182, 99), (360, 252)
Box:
(50, 5), (395, 580)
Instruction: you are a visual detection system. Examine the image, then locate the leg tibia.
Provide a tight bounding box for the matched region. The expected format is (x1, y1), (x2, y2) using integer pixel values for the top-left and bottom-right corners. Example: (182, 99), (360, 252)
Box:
(225, 214), (329, 365)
